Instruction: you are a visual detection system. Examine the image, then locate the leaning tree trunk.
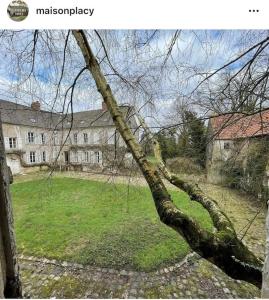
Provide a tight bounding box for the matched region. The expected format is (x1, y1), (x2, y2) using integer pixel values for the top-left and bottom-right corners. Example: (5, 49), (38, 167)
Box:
(262, 205), (269, 297)
(72, 29), (263, 288)
(0, 114), (22, 298)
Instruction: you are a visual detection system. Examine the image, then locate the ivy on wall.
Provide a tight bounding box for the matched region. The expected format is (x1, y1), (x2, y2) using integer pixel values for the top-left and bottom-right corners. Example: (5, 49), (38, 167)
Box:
(220, 137), (269, 201)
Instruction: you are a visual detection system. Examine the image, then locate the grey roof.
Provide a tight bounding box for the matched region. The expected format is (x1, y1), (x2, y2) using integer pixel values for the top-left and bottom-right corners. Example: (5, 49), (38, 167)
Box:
(0, 99), (135, 129)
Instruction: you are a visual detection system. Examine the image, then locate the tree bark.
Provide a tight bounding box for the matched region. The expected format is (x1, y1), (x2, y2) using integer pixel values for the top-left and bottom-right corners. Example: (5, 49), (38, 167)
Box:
(72, 29), (263, 288)
(0, 114), (22, 298)
(262, 204), (269, 297)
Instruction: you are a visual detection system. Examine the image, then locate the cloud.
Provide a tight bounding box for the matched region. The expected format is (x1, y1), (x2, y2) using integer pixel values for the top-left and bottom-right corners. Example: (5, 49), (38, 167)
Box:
(0, 29), (267, 124)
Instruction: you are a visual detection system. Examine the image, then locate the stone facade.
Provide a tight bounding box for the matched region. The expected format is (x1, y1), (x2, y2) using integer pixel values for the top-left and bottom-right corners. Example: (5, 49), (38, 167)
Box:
(0, 100), (141, 175)
(206, 113), (269, 195)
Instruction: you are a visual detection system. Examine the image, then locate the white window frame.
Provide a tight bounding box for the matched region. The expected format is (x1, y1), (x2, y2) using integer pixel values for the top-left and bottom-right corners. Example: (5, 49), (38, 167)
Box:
(30, 151), (36, 163)
(9, 137), (17, 149)
(95, 151), (102, 164)
(42, 151), (46, 162)
(84, 151), (89, 162)
(28, 132), (34, 144)
(83, 133), (88, 144)
(41, 133), (46, 144)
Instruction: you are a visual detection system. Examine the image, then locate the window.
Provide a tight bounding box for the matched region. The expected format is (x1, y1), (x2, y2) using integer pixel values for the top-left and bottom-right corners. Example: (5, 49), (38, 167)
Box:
(95, 151), (100, 164)
(41, 133), (45, 144)
(224, 142), (230, 150)
(53, 132), (58, 145)
(28, 132), (34, 143)
(84, 151), (89, 162)
(93, 132), (99, 144)
(9, 137), (17, 149)
(84, 133), (88, 144)
(108, 130), (115, 145)
(42, 151), (46, 162)
(52, 151), (58, 160)
(30, 151), (36, 163)
(74, 151), (78, 162)
(74, 133), (78, 144)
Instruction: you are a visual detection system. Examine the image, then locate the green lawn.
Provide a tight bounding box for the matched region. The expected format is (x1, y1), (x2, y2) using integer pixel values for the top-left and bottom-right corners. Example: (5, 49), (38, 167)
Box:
(11, 177), (213, 271)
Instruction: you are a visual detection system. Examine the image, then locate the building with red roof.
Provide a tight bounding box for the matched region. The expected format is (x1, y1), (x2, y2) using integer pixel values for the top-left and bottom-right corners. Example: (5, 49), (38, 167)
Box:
(206, 109), (269, 191)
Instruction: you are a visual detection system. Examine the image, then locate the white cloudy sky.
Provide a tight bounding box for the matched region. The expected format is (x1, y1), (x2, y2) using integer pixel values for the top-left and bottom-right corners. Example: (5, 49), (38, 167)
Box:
(0, 30), (267, 127)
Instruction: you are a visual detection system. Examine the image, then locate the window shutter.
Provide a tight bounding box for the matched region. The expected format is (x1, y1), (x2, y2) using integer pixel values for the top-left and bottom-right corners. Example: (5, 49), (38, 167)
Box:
(17, 137), (22, 149)
(78, 151), (82, 162)
(37, 151), (41, 163)
(70, 151), (73, 162)
(89, 151), (92, 163)
(34, 133), (38, 144)
(25, 133), (29, 145)
(26, 152), (30, 164)
(4, 137), (9, 149)
(38, 134), (42, 145)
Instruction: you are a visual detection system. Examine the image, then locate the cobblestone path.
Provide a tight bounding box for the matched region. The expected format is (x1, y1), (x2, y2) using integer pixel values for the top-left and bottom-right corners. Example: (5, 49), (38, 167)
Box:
(19, 253), (260, 299)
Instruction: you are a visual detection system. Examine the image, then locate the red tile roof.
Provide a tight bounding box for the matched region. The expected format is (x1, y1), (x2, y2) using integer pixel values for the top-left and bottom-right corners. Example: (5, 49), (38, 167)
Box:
(210, 109), (269, 140)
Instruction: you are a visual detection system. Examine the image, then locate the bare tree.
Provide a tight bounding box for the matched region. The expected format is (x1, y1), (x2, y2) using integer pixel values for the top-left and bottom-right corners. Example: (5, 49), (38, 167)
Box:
(0, 29), (268, 293)
(71, 29), (263, 287)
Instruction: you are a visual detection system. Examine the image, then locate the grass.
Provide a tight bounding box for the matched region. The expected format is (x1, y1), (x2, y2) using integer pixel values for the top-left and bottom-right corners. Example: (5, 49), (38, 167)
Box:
(11, 177), (213, 271)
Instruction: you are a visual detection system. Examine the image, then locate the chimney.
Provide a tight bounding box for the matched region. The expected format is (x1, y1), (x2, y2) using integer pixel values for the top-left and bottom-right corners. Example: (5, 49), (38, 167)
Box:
(102, 101), (107, 111)
(31, 101), (41, 111)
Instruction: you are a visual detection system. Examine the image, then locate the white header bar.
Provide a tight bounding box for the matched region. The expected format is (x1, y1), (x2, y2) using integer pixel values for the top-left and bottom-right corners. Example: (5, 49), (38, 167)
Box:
(0, 0), (268, 29)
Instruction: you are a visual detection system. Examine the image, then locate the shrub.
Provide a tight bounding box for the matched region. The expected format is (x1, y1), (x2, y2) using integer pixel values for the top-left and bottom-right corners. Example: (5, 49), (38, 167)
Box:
(220, 138), (269, 201)
(166, 156), (203, 174)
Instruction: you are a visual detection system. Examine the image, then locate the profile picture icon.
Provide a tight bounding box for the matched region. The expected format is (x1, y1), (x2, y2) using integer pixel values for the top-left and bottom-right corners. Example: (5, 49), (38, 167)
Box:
(7, 0), (29, 22)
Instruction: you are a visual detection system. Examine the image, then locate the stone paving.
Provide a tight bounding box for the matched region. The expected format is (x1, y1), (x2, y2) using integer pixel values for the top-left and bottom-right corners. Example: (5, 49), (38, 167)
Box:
(19, 253), (260, 299)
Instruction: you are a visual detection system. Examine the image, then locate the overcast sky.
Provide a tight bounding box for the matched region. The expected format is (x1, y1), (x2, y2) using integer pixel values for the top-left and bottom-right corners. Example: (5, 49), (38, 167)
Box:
(0, 29), (267, 127)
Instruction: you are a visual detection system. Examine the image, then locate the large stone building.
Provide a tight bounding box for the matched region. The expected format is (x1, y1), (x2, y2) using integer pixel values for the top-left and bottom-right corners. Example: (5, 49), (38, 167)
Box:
(206, 110), (269, 196)
(0, 99), (140, 175)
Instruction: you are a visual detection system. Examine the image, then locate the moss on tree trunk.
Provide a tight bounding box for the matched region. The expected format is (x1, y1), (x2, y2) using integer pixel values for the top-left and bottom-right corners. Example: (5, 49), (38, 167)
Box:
(72, 30), (263, 289)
